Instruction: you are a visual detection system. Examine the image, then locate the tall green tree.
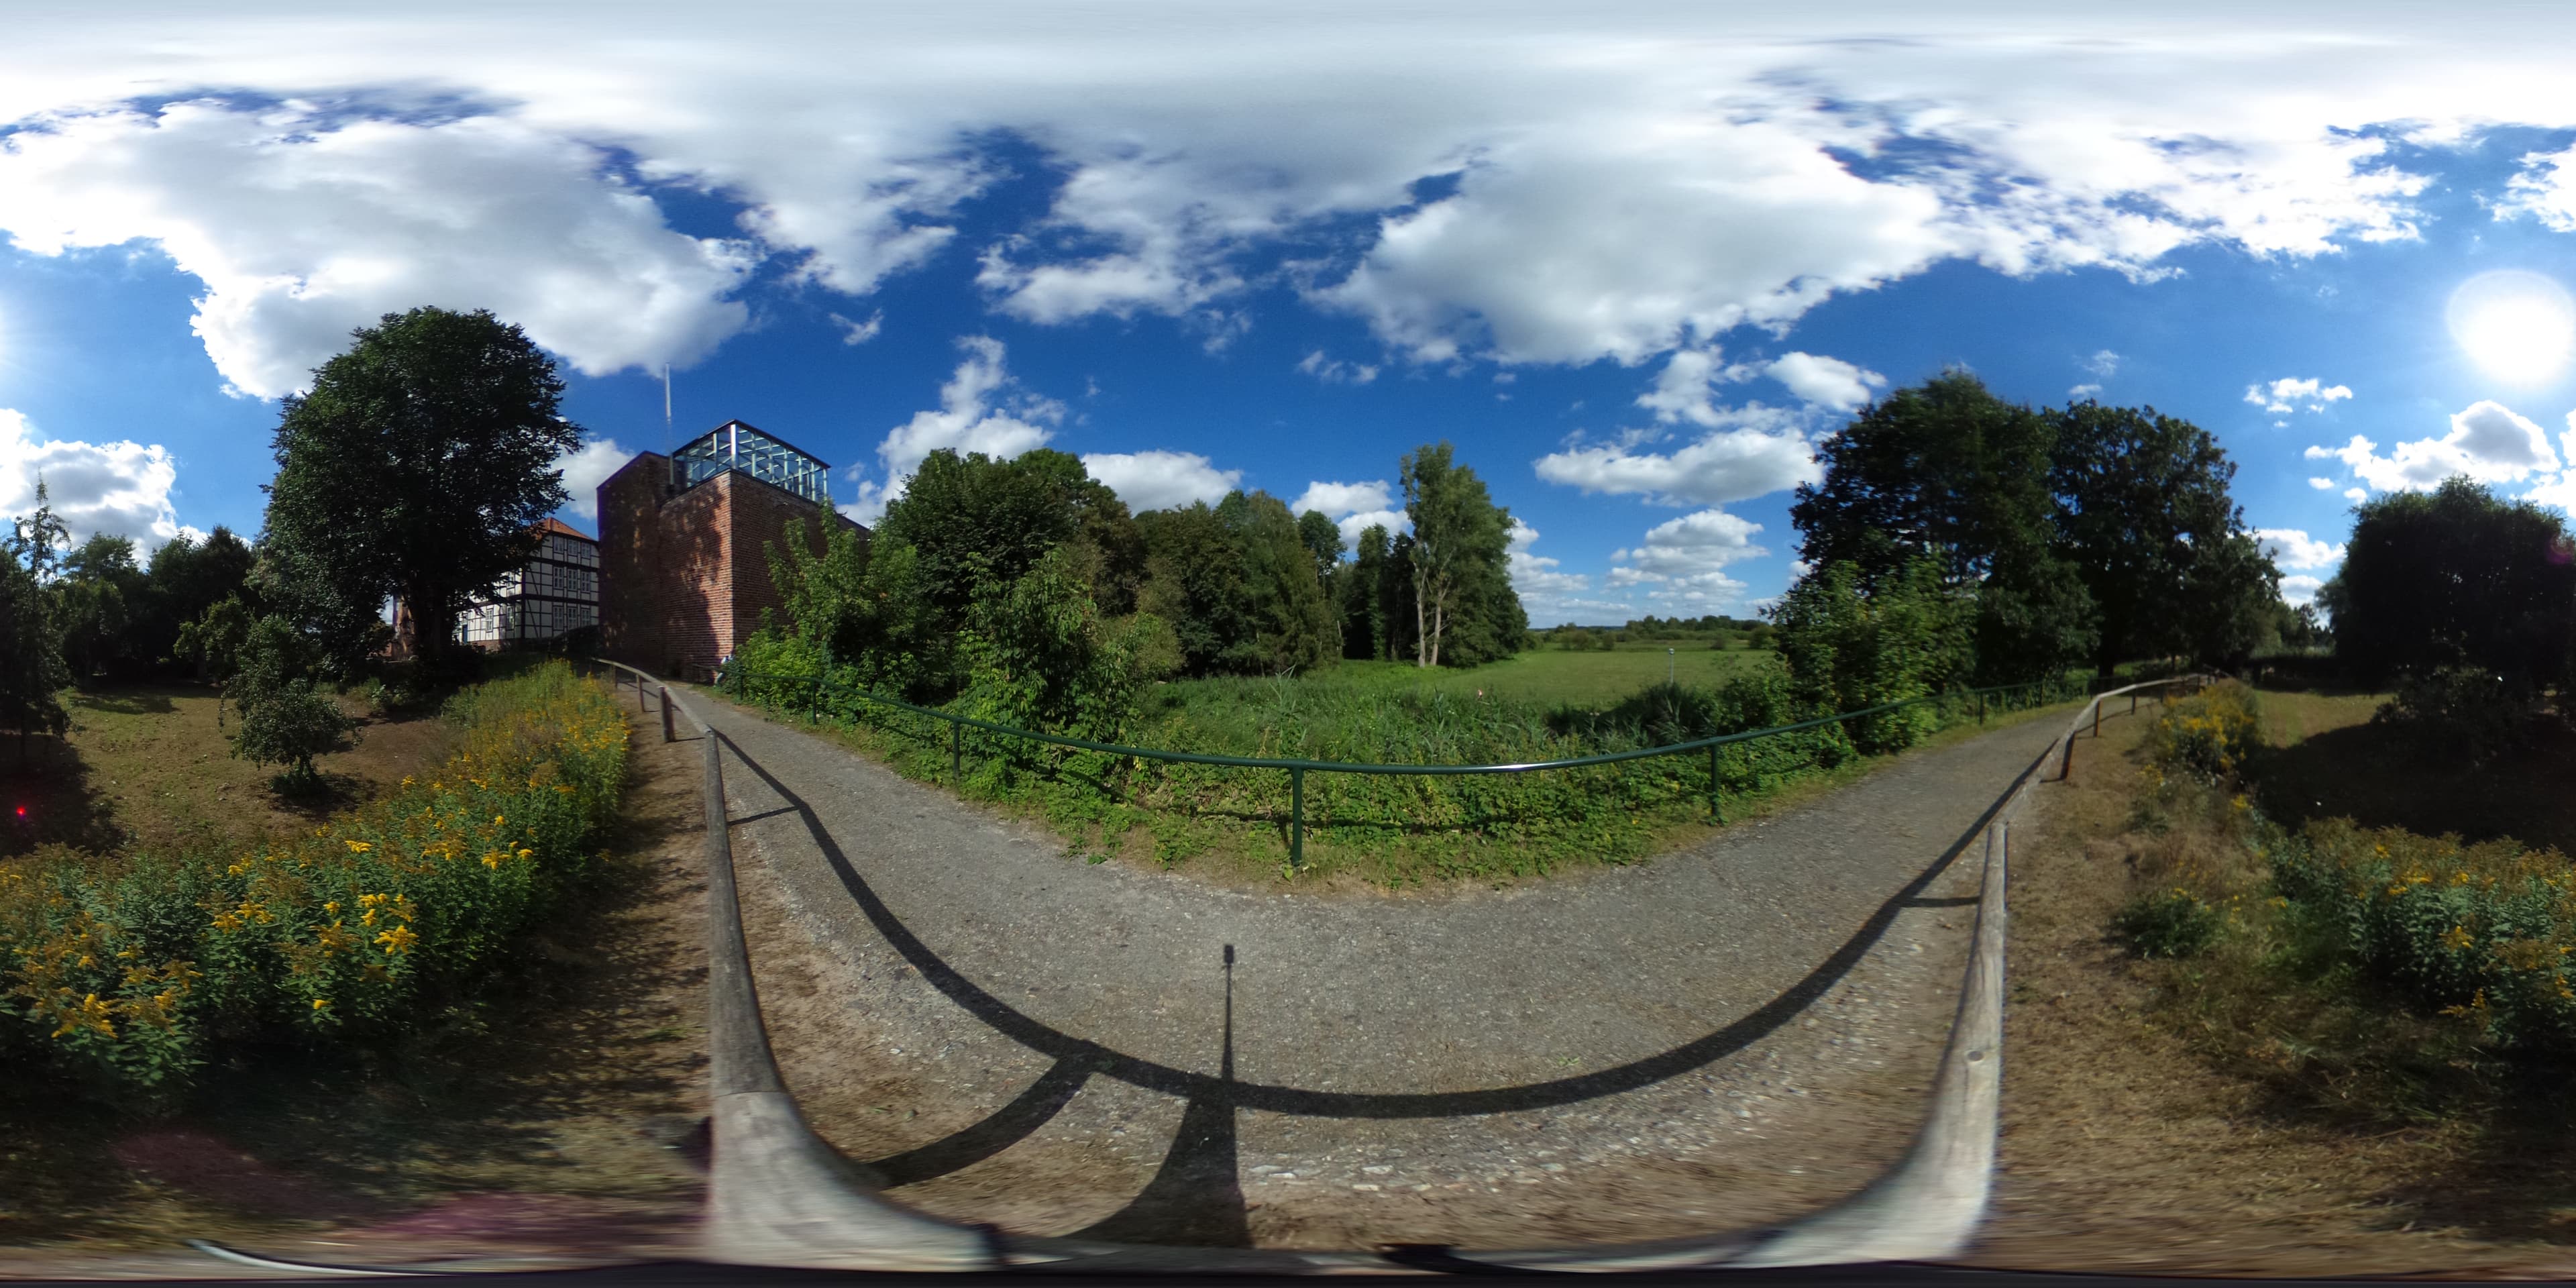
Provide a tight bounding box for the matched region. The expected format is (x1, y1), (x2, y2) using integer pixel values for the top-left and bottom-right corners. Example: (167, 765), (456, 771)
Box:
(765, 502), (873, 659)
(2332, 478), (2576, 691)
(1790, 372), (2092, 680)
(2047, 401), (2276, 673)
(133, 527), (257, 670)
(1297, 510), (1344, 585)
(1791, 372), (2059, 588)
(1138, 492), (1339, 675)
(2, 488), (70, 765)
(1381, 532), (1420, 663)
(1399, 442), (1523, 667)
(263, 307), (581, 672)
(1341, 523), (1392, 661)
(54, 533), (142, 679)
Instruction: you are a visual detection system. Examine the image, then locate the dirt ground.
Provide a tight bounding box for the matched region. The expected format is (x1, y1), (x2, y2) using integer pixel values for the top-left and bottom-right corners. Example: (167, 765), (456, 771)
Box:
(0, 698), (710, 1275)
(1964, 698), (2576, 1277)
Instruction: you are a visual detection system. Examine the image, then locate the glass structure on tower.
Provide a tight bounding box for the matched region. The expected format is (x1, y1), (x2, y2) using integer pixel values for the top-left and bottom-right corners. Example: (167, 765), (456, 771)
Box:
(670, 419), (833, 503)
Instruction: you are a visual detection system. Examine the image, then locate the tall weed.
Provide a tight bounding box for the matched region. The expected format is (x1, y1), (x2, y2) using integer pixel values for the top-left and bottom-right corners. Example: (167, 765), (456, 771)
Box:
(0, 661), (627, 1102)
(733, 637), (2053, 883)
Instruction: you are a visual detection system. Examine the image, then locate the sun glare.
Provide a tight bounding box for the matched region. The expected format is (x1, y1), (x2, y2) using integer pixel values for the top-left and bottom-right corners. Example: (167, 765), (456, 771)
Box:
(2447, 270), (2576, 386)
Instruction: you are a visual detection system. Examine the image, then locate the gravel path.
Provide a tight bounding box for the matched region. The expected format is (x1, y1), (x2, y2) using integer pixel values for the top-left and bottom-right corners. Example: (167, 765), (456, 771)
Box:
(694, 692), (2065, 1250)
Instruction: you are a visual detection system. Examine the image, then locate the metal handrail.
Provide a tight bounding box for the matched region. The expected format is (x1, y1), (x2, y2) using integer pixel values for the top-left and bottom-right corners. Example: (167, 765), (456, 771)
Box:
(716, 660), (2121, 866)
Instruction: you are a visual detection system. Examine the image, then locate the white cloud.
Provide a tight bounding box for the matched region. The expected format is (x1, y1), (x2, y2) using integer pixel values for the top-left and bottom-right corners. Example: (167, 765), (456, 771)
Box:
(1605, 508), (1767, 607)
(1635, 347), (1733, 426)
(1333, 508), (1409, 545)
(2255, 527), (2345, 571)
(0, 407), (189, 551)
(2080, 349), (2121, 378)
(1505, 519), (1591, 614)
(1765, 352), (1886, 412)
(2523, 472), (2576, 515)
(1289, 480), (1405, 545)
(2498, 144), (2576, 231)
(2307, 476), (2338, 490)
(2068, 382), (2102, 399)
(1081, 449), (1241, 512)
(1295, 350), (1379, 385)
(2244, 376), (2354, 416)
(554, 437), (633, 522)
(2318, 399), (2561, 493)
(1290, 480), (1391, 517)
(2279, 574), (2326, 606)
(0, 101), (755, 399)
(0, 9), (2555, 398)
(2344, 487), (2367, 502)
(1535, 409), (1819, 507)
(830, 310), (883, 345)
(844, 335), (1063, 523)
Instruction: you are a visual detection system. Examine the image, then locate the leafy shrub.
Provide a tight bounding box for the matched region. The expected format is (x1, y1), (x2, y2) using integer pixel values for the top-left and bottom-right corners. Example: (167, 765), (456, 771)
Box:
(2373, 663), (2535, 763)
(2114, 888), (2224, 959)
(0, 661), (626, 1101)
(232, 680), (359, 787)
(2143, 680), (2257, 783)
(2272, 817), (2576, 1051)
(1772, 557), (1972, 755)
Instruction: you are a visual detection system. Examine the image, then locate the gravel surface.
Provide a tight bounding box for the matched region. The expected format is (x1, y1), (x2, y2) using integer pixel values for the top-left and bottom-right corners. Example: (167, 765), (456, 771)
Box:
(696, 692), (2064, 1250)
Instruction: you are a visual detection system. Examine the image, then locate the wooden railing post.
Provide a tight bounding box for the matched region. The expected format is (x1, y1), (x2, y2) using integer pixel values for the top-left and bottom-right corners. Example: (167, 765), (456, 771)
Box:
(660, 686), (676, 743)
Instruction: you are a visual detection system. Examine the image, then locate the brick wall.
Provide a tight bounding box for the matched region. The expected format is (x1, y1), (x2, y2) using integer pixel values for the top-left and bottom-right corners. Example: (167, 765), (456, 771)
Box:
(596, 452), (669, 669)
(596, 447), (869, 681)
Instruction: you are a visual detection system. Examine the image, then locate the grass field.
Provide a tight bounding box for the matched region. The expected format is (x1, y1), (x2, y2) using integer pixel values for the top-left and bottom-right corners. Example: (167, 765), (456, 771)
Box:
(1, 684), (460, 861)
(2249, 680), (2576, 857)
(738, 639), (2091, 888)
(1162, 641), (1780, 713)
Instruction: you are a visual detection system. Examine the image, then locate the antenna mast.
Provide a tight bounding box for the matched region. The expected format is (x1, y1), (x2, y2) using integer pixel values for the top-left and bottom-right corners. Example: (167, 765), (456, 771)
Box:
(662, 364), (674, 453)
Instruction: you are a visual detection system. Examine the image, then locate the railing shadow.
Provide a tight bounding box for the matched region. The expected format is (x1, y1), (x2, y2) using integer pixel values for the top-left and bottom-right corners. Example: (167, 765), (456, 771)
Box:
(712, 724), (2047, 1134)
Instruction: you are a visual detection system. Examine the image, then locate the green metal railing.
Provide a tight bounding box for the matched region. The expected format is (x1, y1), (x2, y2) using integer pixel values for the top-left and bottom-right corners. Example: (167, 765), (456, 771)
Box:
(718, 662), (2118, 868)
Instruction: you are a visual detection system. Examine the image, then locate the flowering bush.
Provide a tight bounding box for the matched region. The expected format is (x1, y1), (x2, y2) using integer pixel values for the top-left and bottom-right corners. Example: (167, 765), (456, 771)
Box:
(2145, 680), (2258, 782)
(0, 661), (627, 1100)
(2273, 817), (2576, 1051)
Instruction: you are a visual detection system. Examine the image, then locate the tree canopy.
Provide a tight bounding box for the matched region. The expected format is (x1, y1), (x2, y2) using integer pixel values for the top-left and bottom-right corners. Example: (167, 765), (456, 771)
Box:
(2329, 478), (2576, 691)
(1, 485), (70, 762)
(262, 306), (580, 672)
(1786, 373), (2275, 679)
(2048, 401), (2276, 672)
(1400, 441), (1525, 667)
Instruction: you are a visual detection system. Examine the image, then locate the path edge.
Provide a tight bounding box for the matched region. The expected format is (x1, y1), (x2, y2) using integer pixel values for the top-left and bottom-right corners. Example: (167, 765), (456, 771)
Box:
(601, 659), (2197, 1274)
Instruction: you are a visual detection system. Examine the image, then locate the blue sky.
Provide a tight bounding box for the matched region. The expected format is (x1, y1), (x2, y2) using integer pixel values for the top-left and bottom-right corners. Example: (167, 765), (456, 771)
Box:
(7, 5), (2576, 623)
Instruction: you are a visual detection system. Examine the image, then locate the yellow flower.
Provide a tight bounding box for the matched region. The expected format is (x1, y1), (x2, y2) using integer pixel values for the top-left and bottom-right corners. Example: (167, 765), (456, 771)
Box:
(52, 993), (117, 1039)
(374, 924), (419, 955)
(492, 814), (505, 826)
(323, 901), (339, 913)
(313, 998), (329, 1011)
(2443, 924), (2475, 951)
(345, 839), (374, 853)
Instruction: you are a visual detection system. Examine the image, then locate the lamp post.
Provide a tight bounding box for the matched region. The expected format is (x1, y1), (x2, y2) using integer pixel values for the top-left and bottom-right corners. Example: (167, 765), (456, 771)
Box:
(1667, 647), (1675, 685)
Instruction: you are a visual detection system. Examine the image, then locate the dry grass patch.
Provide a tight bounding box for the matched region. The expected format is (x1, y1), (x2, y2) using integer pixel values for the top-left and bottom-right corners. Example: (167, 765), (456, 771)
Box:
(1971, 690), (2576, 1277)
